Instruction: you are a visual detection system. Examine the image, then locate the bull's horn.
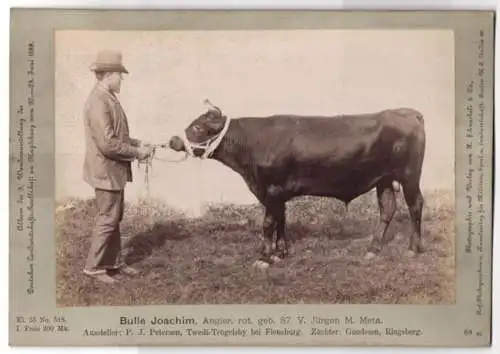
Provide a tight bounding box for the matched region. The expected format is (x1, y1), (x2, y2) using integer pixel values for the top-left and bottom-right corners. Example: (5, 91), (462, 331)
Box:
(203, 99), (222, 115)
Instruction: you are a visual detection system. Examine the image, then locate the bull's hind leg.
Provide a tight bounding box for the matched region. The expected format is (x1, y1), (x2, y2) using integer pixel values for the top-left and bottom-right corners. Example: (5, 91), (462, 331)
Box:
(402, 182), (425, 255)
(365, 178), (396, 260)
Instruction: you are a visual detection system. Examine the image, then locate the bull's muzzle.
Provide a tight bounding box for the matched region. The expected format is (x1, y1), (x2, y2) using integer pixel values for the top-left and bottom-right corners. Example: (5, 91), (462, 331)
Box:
(168, 135), (185, 152)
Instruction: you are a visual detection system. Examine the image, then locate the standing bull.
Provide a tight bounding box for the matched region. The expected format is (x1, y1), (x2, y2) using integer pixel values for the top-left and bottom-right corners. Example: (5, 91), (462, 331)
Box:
(168, 101), (426, 265)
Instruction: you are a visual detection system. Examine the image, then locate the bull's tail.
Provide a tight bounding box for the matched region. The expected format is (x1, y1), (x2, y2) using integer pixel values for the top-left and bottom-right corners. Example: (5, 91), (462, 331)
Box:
(392, 107), (425, 195)
(389, 108), (424, 193)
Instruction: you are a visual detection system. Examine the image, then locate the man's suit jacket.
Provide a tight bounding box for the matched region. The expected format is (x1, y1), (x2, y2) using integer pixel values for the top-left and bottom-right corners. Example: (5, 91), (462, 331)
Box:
(83, 83), (141, 191)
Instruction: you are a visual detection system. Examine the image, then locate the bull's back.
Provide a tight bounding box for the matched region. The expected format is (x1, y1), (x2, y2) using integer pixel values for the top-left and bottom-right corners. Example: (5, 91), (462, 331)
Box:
(241, 113), (380, 151)
(239, 109), (423, 165)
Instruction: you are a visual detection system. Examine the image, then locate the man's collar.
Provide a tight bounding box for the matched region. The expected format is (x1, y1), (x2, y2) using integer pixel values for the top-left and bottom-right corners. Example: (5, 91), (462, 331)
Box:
(95, 81), (119, 102)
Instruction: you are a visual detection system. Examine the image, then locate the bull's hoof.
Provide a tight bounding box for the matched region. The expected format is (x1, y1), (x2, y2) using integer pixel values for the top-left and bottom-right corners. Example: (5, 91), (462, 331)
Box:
(275, 248), (287, 259)
(415, 244), (426, 253)
(364, 252), (377, 260)
(407, 244), (425, 257)
(405, 250), (417, 258)
(269, 255), (281, 264)
(253, 260), (270, 272)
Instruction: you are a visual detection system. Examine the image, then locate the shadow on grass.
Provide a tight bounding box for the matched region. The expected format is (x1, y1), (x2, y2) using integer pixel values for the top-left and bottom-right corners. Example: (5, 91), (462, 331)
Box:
(286, 220), (373, 242)
(123, 220), (192, 264)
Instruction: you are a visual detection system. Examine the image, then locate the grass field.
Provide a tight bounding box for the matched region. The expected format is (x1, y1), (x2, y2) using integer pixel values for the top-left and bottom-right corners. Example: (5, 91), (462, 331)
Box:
(55, 189), (455, 306)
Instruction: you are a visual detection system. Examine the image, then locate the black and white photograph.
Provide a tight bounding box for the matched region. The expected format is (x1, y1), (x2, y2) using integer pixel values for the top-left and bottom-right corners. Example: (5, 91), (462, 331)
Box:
(54, 29), (456, 307)
(9, 8), (495, 348)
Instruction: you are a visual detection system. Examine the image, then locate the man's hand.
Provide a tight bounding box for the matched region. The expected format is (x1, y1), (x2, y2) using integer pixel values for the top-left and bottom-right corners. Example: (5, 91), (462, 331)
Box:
(137, 145), (154, 161)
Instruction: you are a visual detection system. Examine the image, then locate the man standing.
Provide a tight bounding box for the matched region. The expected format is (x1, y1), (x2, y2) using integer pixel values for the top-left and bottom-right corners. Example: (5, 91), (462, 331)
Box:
(82, 50), (153, 284)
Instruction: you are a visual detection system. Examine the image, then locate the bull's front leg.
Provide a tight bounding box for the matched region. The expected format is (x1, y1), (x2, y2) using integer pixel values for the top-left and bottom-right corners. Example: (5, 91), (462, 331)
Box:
(259, 207), (276, 263)
(275, 202), (290, 259)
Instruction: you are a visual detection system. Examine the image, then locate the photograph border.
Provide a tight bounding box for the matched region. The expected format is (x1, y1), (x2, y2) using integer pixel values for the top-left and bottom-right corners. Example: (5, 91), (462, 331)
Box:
(9, 9), (494, 347)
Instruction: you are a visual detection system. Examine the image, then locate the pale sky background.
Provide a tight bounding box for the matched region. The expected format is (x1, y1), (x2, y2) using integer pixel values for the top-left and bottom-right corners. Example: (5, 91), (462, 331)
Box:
(55, 29), (454, 214)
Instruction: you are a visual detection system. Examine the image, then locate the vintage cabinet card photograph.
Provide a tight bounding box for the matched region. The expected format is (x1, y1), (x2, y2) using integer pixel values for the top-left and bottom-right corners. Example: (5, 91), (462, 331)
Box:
(9, 9), (494, 347)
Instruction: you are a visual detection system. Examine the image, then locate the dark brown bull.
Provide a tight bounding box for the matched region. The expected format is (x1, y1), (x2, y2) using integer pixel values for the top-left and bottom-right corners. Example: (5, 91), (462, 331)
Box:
(169, 103), (426, 265)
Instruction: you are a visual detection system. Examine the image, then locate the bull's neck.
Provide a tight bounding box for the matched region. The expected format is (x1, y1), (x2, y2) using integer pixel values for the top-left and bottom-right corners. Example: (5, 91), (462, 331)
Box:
(210, 119), (249, 176)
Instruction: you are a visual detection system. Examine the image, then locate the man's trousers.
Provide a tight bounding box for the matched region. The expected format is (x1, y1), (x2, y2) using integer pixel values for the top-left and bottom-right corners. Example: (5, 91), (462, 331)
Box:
(85, 188), (124, 271)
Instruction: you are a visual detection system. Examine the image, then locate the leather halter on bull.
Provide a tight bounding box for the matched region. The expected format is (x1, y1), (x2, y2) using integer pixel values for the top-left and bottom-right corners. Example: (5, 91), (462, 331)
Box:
(137, 100), (229, 199)
(181, 99), (231, 159)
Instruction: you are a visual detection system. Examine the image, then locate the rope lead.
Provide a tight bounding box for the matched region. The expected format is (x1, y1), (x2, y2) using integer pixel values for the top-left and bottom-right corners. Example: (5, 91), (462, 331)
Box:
(137, 144), (189, 198)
